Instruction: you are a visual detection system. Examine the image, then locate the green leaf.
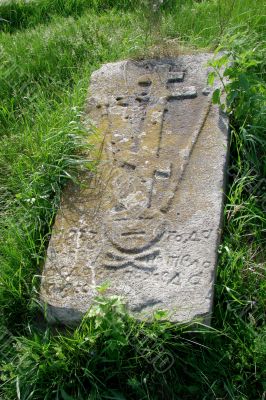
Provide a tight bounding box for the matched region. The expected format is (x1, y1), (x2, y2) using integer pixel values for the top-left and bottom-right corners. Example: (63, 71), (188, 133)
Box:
(212, 88), (221, 104)
(60, 388), (75, 400)
(153, 309), (168, 320)
(208, 71), (216, 86)
(211, 54), (229, 68)
(96, 281), (110, 294)
(223, 67), (234, 77)
(239, 73), (249, 90)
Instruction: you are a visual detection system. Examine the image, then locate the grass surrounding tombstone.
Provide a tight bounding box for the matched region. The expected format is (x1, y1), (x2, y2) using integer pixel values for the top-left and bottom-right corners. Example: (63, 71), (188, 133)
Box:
(0, 0), (265, 399)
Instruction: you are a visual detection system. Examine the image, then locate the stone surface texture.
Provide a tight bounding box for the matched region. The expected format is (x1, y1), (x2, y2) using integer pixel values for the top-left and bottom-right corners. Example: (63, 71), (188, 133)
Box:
(41, 54), (229, 324)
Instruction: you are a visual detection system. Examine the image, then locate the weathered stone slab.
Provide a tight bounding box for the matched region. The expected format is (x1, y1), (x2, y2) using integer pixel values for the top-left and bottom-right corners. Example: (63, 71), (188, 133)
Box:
(41, 54), (229, 324)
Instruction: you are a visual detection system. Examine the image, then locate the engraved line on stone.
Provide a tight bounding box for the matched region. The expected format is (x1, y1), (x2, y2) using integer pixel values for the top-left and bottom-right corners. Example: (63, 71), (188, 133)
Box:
(169, 64), (184, 73)
(147, 170), (156, 209)
(202, 229), (213, 239)
(135, 249), (160, 261)
(136, 95), (150, 104)
(110, 225), (165, 254)
(154, 62), (179, 87)
(149, 90), (209, 210)
(138, 75), (152, 87)
(104, 261), (156, 271)
(103, 248), (160, 270)
(167, 228), (213, 242)
(132, 299), (163, 312)
(146, 104), (168, 209)
(121, 231), (145, 237)
(106, 252), (125, 261)
(104, 249), (160, 264)
(156, 107), (168, 157)
(168, 86), (197, 100)
(160, 99), (212, 213)
(138, 102), (165, 159)
(130, 92), (150, 154)
(121, 162), (136, 171)
(154, 164), (172, 179)
(168, 272), (180, 284)
(167, 72), (185, 83)
(116, 99), (129, 107)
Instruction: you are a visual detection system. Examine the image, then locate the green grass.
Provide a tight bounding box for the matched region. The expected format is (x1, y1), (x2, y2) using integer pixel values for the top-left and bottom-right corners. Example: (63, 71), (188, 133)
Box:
(0, 0), (135, 33)
(0, 0), (265, 399)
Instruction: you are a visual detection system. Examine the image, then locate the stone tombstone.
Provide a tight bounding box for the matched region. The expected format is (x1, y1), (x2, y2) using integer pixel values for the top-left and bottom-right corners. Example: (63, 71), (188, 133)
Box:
(41, 54), (229, 324)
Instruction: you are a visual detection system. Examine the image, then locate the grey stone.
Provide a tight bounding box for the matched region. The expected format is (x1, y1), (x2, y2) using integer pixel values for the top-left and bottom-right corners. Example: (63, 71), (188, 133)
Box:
(41, 54), (229, 324)
(167, 72), (185, 83)
(202, 86), (212, 96)
(168, 86), (198, 100)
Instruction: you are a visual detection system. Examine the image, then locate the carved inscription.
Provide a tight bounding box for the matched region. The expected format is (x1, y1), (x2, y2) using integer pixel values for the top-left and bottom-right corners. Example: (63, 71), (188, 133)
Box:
(41, 55), (228, 324)
(167, 228), (213, 242)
